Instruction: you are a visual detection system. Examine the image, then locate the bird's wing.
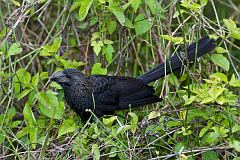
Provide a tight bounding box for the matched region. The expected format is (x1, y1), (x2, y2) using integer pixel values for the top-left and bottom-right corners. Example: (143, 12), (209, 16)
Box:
(90, 75), (161, 110)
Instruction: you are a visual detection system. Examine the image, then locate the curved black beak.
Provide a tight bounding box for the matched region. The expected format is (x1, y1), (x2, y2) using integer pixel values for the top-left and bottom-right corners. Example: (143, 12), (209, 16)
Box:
(50, 71), (65, 82)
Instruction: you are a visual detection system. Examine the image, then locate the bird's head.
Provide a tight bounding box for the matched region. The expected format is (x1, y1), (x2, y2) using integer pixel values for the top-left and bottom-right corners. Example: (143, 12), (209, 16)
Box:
(50, 69), (84, 87)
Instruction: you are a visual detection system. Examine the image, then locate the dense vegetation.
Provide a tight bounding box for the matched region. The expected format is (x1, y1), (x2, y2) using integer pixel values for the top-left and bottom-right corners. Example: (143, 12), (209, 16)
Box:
(0, 0), (240, 159)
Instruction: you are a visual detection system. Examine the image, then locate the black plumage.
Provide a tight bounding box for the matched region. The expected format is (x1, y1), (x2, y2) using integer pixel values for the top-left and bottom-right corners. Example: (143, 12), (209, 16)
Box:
(50, 36), (216, 121)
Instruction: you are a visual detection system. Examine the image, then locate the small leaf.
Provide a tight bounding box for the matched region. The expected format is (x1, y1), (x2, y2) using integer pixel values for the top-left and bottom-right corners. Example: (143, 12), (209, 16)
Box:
(229, 74), (240, 87)
(70, 1), (81, 12)
(58, 119), (76, 138)
(134, 13), (152, 36)
(210, 72), (228, 83)
(18, 89), (32, 101)
(105, 44), (114, 64)
(229, 139), (240, 152)
(32, 73), (40, 89)
(199, 127), (209, 138)
(107, 20), (117, 34)
(200, 0), (208, 6)
(11, 0), (21, 6)
(232, 125), (240, 133)
(208, 87), (225, 99)
(210, 54), (229, 71)
(201, 97), (214, 104)
(36, 91), (64, 119)
(129, 112), (138, 133)
(23, 103), (37, 127)
(91, 63), (107, 75)
(91, 40), (103, 56)
(110, 7), (125, 26)
(102, 116), (117, 126)
(160, 35), (184, 44)
(145, 0), (163, 14)
(223, 19), (240, 40)
(125, 18), (134, 28)
(7, 43), (22, 58)
(168, 74), (179, 86)
(184, 96), (196, 105)
(79, 0), (93, 21)
(202, 151), (219, 160)
(51, 37), (62, 52)
(216, 47), (228, 53)
(91, 144), (100, 160)
(148, 111), (160, 120)
(129, 0), (141, 12)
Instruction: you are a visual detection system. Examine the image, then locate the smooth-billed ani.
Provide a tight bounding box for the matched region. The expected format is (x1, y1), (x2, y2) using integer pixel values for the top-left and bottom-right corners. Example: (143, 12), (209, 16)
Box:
(50, 36), (216, 121)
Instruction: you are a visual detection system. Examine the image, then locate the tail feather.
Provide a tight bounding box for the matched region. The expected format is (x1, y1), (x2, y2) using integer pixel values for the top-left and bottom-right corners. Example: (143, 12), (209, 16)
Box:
(137, 36), (216, 84)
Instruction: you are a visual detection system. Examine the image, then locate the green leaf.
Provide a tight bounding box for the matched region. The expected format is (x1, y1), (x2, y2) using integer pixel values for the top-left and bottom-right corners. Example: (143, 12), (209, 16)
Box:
(210, 72), (228, 83)
(11, 0), (21, 6)
(184, 96), (196, 105)
(210, 54), (229, 71)
(200, 0), (208, 6)
(7, 43), (22, 58)
(148, 111), (160, 120)
(103, 39), (113, 45)
(18, 89), (32, 100)
(223, 19), (240, 40)
(91, 63), (107, 75)
(168, 74), (179, 86)
(105, 44), (114, 64)
(160, 35), (184, 44)
(32, 73), (40, 89)
(23, 103), (37, 127)
(36, 91), (64, 119)
(40, 37), (62, 56)
(201, 97), (214, 104)
(129, 0), (141, 12)
(145, 0), (163, 14)
(91, 144), (100, 160)
(4, 108), (16, 125)
(216, 47), (228, 54)
(125, 18), (134, 28)
(229, 74), (240, 87)
(180, 0), (200, 12)
(57, 119), (76, 138)
(223, 18), (237, 31)
(232, 125), (240, 133)
(134, 13), (152, 36)
(202, 151), (219, 160)
(173, 9), (186, 18)
(14, 68), (32, 97)
(199, 127), (209, 138)
(60, 59), (85, 69)
(51, 37), (62, 52)
(208, 86), (225, 99)
(79, 0), (93, 21)
(110, 7), (125, 26)
(229, 139), (240, 152)
(70, 1), (81, 12)
(102, 116), (117, 126)
(129, 112), (138, 133)
(107, 20), (117, 34)
(91, 40), (103, 56)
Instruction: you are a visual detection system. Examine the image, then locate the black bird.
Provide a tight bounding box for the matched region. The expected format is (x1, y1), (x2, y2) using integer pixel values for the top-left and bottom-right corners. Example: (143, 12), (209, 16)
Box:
(50, 36), (216, 121)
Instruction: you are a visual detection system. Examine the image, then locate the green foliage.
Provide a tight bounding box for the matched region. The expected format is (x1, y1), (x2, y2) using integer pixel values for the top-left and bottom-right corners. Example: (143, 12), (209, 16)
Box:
(181, 72), (239, 106)
(0, 0), (240, 159)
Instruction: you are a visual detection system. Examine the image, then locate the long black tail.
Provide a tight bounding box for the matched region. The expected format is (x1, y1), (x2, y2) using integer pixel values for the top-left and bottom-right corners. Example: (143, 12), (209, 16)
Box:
(137, 36), (216, 84)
